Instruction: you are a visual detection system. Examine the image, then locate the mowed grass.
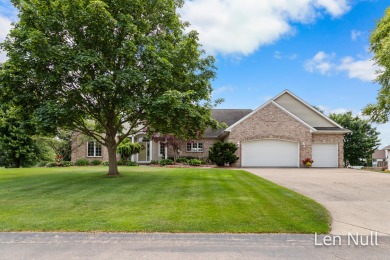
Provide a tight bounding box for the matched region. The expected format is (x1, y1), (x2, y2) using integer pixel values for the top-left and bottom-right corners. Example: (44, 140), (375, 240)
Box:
(0, 166), (330, 233)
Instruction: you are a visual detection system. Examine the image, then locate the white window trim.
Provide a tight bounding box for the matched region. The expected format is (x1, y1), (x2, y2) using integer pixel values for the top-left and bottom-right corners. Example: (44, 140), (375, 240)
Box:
(186, 142), (203, 153)
(158, 142), (166, 157)
(87, 141), (102, 157)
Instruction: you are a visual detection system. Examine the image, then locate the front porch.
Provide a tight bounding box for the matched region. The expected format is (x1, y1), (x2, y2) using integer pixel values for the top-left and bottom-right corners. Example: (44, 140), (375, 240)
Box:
(130, 134), (168, 163)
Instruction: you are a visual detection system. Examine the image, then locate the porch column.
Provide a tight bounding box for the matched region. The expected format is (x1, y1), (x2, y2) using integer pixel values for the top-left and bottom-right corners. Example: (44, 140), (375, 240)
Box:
(131, 135), (135, 162)
(149, 140), (153, 161)
(165, 138), (168, 159)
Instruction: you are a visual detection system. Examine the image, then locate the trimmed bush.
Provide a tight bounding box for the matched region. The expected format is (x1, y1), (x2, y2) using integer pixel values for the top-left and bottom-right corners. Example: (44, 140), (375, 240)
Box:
(101, 161), (109, 166)
(75, 158), (90, 166)
(61, 161), (73, 167)
(159, 159), (173, 166)
(91, 160), (102, 166)
(116, 139), (142, 161)
(150, 160), (159, 165)
(189, 159), (202, 166)
(176, 157), (189, 164)
(208, 141), (239, 167)
(45, 162), (57, 168)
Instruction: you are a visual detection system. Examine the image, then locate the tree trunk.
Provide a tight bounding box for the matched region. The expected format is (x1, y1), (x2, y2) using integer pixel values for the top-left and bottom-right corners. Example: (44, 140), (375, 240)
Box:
(107, 143), (119, 176)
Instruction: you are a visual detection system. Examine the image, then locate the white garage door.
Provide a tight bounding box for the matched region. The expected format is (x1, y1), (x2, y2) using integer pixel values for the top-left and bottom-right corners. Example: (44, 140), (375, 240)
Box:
(312, 144), (338, 167)
(242, 140), (299, 167)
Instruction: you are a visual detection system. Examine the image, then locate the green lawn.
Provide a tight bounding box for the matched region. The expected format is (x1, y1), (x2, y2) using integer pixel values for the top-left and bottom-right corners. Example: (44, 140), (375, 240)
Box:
(0, 166), (330, 233)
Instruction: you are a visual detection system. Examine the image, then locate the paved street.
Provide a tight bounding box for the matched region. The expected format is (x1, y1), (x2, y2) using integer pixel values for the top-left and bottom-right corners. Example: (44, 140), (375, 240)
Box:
(246, 168), (390, 236)
(0, 232), (389, 260)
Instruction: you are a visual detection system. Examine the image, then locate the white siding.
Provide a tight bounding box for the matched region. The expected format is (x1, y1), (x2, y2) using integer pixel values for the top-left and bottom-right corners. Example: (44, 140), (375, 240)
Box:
(274, 93), (335, 127)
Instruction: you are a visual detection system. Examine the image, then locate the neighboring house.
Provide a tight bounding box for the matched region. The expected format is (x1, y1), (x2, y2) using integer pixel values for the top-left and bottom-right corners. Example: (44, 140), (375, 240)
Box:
(71, 90), (350, 167)
(372, 149), (387, 167)
(382, 145), (390, 170)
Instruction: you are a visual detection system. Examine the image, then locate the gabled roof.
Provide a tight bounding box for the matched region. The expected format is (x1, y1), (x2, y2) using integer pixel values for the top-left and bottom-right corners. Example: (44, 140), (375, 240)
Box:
(224, 100), (317, 133)
(223, 90), (349, 135)
(273, 90), (345, 129)
(205, 109), (252, 137)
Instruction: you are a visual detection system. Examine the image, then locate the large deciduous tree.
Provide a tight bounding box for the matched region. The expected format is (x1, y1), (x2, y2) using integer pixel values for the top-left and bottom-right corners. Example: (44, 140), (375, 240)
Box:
(329, 112), (380, 166)
(0, 0), (219, 175)
(363, 7), (390, 122)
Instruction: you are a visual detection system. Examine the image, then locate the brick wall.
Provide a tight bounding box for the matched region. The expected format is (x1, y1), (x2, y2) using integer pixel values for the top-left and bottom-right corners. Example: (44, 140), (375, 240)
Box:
(71, 133), (112, 163)
(167, 138), (218, 159)
(225, 102), (313, 167)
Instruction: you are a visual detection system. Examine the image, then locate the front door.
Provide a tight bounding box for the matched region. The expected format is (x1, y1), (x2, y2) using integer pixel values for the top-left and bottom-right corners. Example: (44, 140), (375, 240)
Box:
(137, 136), (150, 162)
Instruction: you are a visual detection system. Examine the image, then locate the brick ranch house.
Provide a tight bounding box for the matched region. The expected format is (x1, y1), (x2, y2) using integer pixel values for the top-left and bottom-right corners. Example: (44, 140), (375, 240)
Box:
(71, 90), (350, 167)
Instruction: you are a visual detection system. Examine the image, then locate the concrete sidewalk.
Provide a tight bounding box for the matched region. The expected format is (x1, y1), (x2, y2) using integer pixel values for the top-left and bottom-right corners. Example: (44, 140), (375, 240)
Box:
(245, 168), (390, 236)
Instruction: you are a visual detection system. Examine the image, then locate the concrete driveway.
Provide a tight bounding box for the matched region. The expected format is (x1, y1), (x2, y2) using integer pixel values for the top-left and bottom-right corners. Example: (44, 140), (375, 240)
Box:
(246, 168), (390, 236)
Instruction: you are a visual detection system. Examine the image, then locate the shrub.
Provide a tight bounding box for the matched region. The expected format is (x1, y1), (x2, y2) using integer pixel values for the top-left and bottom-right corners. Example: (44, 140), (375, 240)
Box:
(116, 139), (142, 161)
(61, 161), (73, 167)
(159, 159), (173, 166)
(126, 161), (138, 166)
(150, 160), (159, 165)
(45, 162), (57, 168)
(91, 160), (102, 166)
(208, 141), (239, 167)
(36, 161), (51, 167)
(176, 157), (189, 164)
(117, 159), (127, 166)
(189, 159), (201, 166)
(75, 158), (90, 166)
(101, 161), (109, 166)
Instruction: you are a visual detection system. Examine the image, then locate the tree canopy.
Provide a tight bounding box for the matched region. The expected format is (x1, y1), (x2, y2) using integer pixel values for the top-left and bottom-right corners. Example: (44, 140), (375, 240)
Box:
(0, 104), (52, 167)
(329, 112), (380, 166)
(362, 7), (390, 123)
(0, 0), (219, 175)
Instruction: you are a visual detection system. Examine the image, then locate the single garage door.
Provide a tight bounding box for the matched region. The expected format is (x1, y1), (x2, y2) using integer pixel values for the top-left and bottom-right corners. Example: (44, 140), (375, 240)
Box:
(242, 140), (299, 167)
(312, 143), (338, 167)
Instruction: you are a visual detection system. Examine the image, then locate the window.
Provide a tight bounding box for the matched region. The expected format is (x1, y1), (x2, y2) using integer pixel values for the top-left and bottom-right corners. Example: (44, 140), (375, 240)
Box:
(87, 141), (102, 157)
(159, 142), (166, 157)
(186, 142), (203, 152)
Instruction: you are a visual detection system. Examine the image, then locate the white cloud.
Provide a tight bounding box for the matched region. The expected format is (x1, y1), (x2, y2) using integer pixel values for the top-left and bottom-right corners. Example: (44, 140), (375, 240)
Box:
(0, 14), (13, 63)
(304, 51), (381, 82)
(351, 30), (363, 41)
(179, 0), (351, 55)
(0, 15), (12, 42)
(337, 57), (380, 82)
(304, 51), (336, 75)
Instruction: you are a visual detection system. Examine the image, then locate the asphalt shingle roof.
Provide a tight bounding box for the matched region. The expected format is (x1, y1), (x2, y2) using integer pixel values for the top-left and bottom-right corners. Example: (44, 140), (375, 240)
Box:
(204, 109), (252, 138)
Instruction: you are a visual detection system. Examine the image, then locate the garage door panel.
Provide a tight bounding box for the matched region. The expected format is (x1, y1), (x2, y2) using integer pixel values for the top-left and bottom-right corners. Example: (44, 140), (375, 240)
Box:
(242, 140), (298, 167)
(312, 144), (338, 168)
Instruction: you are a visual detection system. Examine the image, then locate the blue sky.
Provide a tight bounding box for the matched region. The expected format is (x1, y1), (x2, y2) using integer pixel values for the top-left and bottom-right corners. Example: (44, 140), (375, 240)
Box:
(0, 0), (389, 146)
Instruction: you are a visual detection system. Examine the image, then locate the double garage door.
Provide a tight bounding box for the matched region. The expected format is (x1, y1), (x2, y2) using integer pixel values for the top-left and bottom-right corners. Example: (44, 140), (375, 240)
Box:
(241, 140), (338, 167)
